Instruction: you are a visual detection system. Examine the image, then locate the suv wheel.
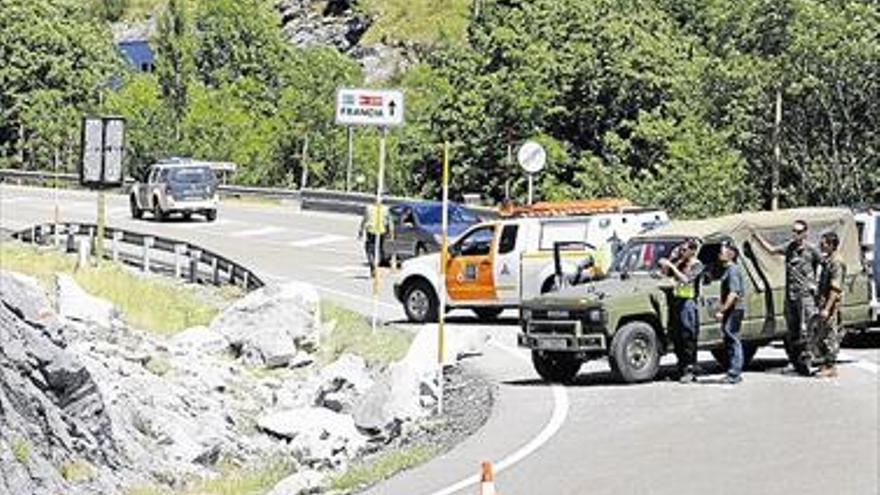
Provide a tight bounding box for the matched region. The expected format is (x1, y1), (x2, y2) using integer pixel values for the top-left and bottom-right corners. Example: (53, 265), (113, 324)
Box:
(403, 279), (438, 323)
(153, 198), (166, 222)
(130, 196), (143, 219)
(205, 209), (217, 222)
(609, 321), (661, 383)
(710, 343), (759, 371)
(532, 351), (581, 383)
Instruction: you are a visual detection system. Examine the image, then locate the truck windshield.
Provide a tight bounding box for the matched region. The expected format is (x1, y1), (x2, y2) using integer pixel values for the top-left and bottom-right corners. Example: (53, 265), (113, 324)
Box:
(609, 239), (683, 274)
(169, 167), (215, 184)
(414, 204), (477, 225)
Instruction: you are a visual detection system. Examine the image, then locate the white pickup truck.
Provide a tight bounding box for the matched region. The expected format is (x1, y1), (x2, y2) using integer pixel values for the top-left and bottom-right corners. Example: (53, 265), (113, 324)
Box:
(130, 160), (219, 222)
(392, 209), (668, 322)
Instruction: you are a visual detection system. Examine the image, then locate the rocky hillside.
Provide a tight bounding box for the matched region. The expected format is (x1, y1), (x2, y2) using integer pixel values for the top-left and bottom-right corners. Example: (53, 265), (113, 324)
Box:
(0, 269), (491, 494)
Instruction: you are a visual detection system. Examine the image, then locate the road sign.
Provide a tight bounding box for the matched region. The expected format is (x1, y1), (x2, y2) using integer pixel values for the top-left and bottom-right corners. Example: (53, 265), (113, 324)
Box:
(336, 88), (405, 127)
(80, 116), (125, 188)
(517, 140), (546, 174)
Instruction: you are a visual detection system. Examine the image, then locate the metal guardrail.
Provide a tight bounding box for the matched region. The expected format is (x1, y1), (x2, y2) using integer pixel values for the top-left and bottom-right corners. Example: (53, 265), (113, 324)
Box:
(12, 222), (264, 291)
(0, 168), (497, 218)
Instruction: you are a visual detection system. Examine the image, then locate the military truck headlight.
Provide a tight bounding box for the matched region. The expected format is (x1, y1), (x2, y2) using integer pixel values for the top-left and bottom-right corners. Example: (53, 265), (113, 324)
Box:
(587, 308), (605, 323)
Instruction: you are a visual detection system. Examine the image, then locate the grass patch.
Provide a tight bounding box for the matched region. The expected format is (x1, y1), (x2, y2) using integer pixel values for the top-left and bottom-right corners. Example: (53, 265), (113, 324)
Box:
(126, 459), (292, 495)
(12, 439), (31, 463)
(330, 445), (437, 492)
(319, 301), (413, 366)
(61, 459), (96, 482)
(360, 0), (471, 46)
(0, 241), (219, 335)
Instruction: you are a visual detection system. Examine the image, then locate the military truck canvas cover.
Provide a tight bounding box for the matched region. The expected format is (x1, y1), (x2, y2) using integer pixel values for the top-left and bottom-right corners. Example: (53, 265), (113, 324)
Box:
(633, 207), (861, 287)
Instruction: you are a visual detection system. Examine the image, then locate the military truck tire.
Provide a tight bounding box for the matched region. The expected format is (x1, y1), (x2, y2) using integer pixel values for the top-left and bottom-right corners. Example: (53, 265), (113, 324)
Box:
(710, 343), (758, 371)
(531, 351), (581, 384)
(610, 321), (661, 383)
(403, 279), (438, 323)
(130, 196), (143, 219)
(473, 308), (503, 321)
(784, 336), (812, 376)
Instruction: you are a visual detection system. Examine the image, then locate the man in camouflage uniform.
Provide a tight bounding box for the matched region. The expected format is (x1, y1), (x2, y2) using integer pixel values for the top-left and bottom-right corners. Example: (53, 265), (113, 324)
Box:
(756, 220), (822, 372)
(815, 231), (846, 378)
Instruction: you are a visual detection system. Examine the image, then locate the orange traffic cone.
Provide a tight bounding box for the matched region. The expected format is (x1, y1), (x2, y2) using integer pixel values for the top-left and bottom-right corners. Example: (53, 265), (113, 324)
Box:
(479, 461), (499, 495)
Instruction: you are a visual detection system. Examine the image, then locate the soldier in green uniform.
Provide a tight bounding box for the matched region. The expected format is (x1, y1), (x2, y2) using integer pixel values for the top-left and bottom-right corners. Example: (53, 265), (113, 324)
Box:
(815, 231), (846, 378)
(756, 219), (822, 372)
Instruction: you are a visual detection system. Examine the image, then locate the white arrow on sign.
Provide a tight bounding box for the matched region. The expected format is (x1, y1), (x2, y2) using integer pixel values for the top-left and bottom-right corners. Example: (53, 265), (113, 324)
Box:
(517, 140), (546, 174)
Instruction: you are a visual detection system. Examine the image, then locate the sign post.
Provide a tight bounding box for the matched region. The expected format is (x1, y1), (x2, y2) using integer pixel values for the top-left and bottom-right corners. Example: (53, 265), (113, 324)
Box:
(437, 141), (451, 415)
(346, 126), (354, 192)
(517, 140), (546, 205)
(335, 88), (405, 333)
(81, 116), (125, 263)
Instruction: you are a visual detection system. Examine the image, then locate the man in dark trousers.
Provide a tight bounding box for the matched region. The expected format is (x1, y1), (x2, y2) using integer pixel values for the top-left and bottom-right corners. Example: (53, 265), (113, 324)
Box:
(714, 239), (746, 384)
(756, 219), (822, 373)
(815, 231), (846, 378)
(659, 239), (704, 383)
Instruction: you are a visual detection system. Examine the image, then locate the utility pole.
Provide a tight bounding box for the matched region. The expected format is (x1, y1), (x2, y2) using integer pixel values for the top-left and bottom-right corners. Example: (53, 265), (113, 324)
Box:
(771, 88), (782, 211)
(346, 126), (353, 192)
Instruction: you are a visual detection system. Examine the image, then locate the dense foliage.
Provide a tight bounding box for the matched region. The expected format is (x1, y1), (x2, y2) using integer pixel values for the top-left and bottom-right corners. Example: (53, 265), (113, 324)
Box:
(1, 0), (876, 216)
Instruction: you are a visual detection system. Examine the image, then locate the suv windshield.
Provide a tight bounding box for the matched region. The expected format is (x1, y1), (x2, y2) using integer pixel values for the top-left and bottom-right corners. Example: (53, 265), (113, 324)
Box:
(609, 239), (683, 274)
(414, 204), (477, 225)
(169, 167), (215, 184)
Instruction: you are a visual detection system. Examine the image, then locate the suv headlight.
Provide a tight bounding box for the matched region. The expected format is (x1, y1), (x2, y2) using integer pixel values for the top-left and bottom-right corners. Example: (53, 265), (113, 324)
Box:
(521, 308), (532, 320)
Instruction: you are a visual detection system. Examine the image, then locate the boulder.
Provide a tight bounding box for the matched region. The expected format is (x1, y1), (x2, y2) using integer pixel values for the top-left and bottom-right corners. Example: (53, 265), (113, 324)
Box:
(257, 408), (367, 465)
(0, 271), (53, 324)
(266, 469), (324, 495)
(55, 274), (119, 329)
(314, 354), (373, 413)
(210, 282), (320, 368)
(170, 326), (228, 355)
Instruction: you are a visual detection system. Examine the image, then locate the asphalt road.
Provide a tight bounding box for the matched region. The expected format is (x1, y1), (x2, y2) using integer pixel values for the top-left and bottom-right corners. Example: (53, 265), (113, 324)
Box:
(1, 184), (878, 495)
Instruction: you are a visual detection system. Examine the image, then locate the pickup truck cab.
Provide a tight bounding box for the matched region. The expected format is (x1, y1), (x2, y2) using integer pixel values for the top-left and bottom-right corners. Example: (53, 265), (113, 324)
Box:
(393, 208), (668, 322)
(130, 160), (219, 222)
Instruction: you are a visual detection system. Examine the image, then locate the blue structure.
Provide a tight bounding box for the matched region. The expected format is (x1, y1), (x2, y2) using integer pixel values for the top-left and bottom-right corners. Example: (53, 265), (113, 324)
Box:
(117, 40), (154, 73)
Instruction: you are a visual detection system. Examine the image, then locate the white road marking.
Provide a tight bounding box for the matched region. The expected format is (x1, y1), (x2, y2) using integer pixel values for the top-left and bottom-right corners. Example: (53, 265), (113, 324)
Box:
(426, 341), (570, 495)
(840, 353), (879, 374)
(231, 226), (287, 238)
(318, 265), (366, 274)
(290, 234), (345, 248)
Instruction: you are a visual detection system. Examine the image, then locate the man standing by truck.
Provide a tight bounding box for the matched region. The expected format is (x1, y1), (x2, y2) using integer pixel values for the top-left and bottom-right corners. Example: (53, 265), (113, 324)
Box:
(714, 239), (746, 384)
(659, 239), (703, 383)
(815, 231), (846, 378)
(358, 203), (391, 276)
(756, 220), (822, 372)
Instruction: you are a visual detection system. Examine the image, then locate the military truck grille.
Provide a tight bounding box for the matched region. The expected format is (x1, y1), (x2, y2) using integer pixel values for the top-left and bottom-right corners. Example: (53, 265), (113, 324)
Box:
(528, 320), (581, 335)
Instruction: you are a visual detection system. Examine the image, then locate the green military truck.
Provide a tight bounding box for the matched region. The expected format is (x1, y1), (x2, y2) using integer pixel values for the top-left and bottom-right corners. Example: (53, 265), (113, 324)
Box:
(518, 208), (874, 384)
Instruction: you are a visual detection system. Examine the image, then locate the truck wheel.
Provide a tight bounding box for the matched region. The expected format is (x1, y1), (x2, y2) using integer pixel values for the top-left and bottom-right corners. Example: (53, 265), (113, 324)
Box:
(130, 196), (143, 219)
(403, 280), (438, 323)
(153, 199), (166, 222)
(609, 321), (660, 383)
(784, 336), (812, 376)
(183, 212), (192, 221)
(531, 351), (581, 384)
(473, 308), (503, 321)
(205, 209), (217, 222)
(710, 343), (758, 371)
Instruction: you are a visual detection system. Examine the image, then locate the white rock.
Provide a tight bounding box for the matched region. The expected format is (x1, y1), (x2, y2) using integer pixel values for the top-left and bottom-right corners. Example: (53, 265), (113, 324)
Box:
(266, 469), (324, 495)
(210, 282), (320, 367)
(257, 407), (367, 464)
(55, 274), (119, 329)
(171, 326), (228, 354)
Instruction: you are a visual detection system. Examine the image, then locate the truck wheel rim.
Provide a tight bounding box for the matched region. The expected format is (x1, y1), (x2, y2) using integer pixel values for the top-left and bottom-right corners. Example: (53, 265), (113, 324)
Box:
(407, 290), (428, 319)
(626, 336), (651, 370)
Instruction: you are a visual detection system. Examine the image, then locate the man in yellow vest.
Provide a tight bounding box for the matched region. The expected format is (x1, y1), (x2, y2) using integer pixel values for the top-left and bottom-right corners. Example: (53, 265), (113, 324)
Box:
(358, 203), (390, 275)
(659, 239), (704, 383)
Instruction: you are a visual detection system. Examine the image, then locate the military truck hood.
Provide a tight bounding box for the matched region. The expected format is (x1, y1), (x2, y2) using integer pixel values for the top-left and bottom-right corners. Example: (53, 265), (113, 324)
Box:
(525, 273), (665, 308)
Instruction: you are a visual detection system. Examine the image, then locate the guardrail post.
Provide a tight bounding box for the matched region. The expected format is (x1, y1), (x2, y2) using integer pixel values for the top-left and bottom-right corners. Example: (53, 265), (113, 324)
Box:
(30, 225), (37, 244)
(242, 270), (250, 290)
(174, 244), (187, 279)
(76, 236), (90, 269)
(66, 224), (76, 253)
(211, 258), (220, 285)
(87, 227), (95, 255)
(112, 231), (122, 262)
(188, 249), (202, 284)
(142, 236), (154, 273)
(53, 224), (61, 248)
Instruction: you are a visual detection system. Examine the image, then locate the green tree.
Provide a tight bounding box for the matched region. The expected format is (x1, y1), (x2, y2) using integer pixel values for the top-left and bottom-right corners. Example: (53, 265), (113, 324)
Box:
(155, 0), (194, 142)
